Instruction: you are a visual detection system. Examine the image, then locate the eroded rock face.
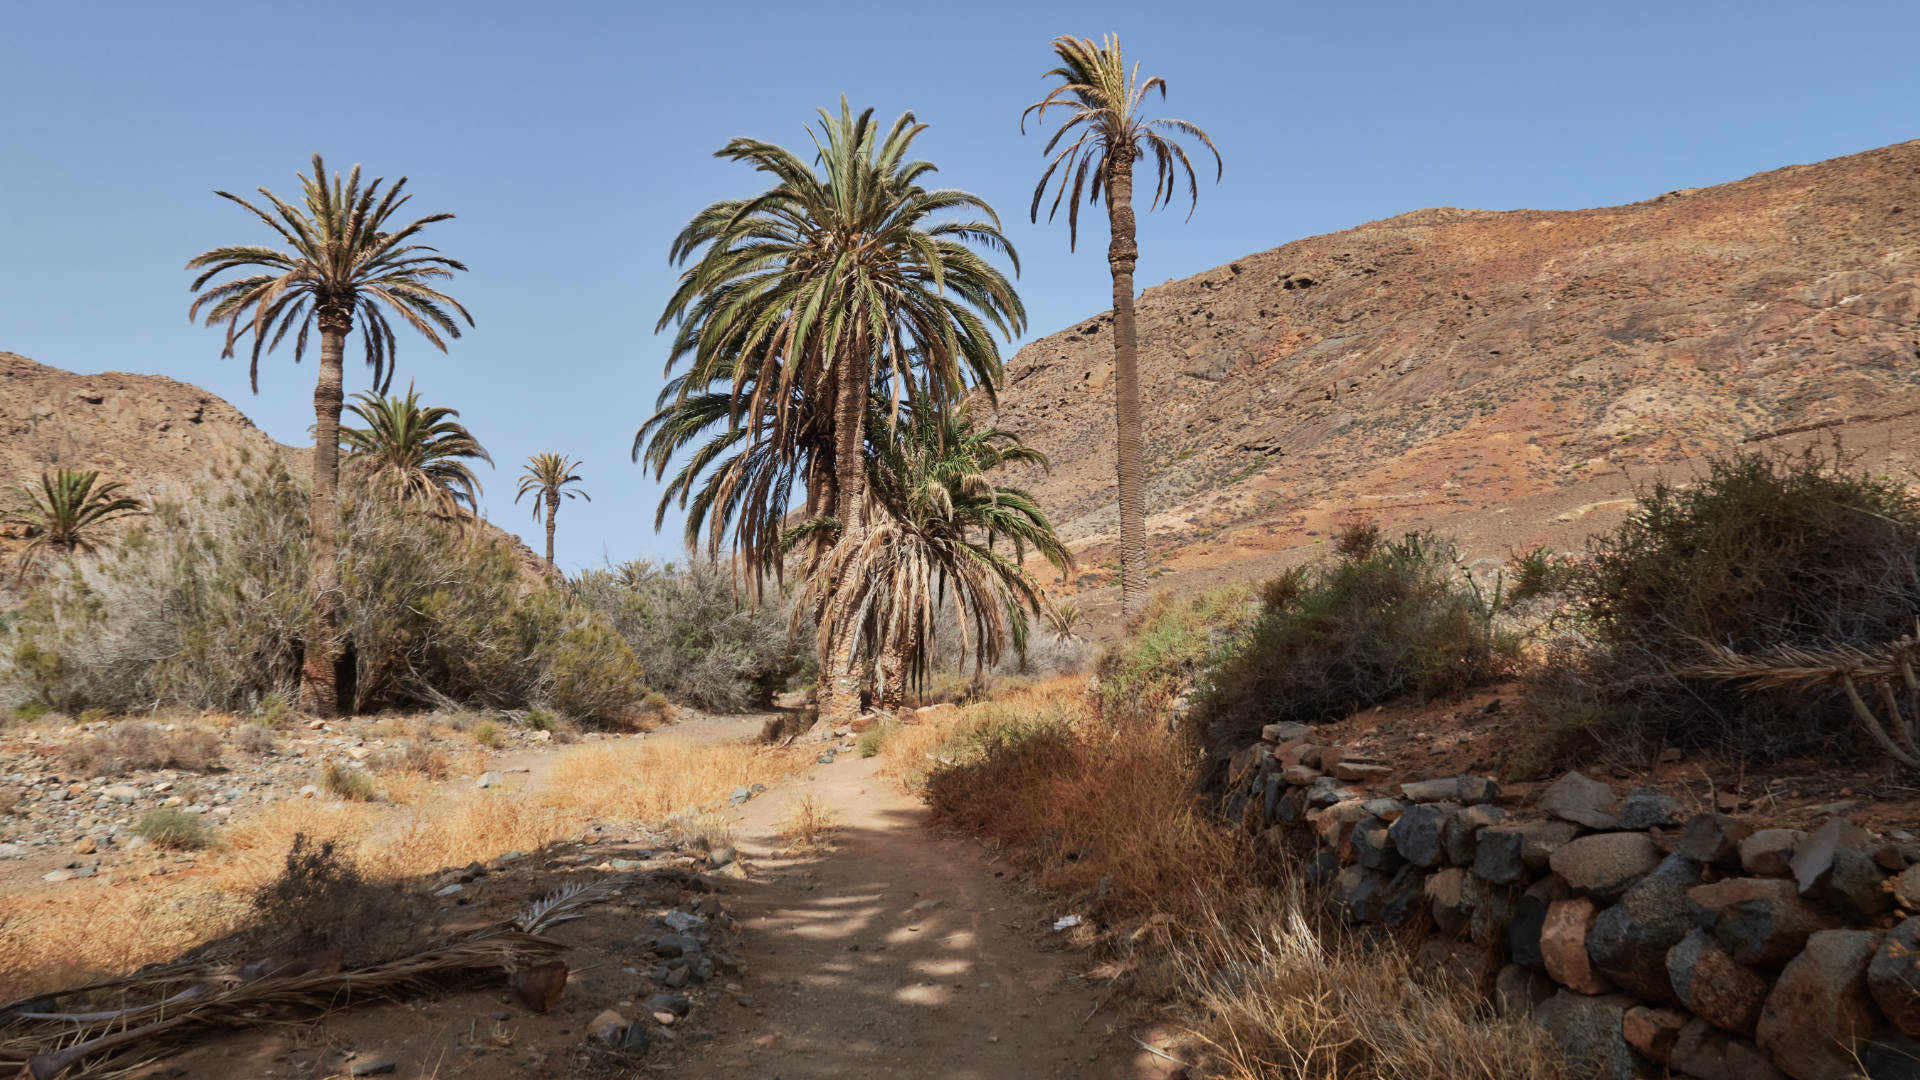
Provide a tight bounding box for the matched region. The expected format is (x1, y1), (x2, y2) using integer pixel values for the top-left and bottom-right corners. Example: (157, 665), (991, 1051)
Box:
(1755, 929), (1882, 1080)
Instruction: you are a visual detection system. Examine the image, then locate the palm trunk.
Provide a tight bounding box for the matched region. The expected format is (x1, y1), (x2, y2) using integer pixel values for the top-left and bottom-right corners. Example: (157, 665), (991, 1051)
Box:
(544, 491), (558, 566)
(299, 317), (348, 715)
(877, 638), (908, 712)
(818, 350), (871, 726)
(1106, 154), (1150, 621)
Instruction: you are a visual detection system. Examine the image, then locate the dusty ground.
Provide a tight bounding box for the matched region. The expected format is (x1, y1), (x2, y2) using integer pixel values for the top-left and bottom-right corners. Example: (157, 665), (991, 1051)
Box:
(6, 714), (1177, 1079)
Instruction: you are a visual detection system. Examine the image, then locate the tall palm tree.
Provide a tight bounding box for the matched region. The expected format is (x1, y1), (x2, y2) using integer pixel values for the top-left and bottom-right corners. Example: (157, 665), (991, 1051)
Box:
(5, 468), (146, 581)
(656, 100), (1025, 724)
(186, 153), (472, 714)
(1024, 35), (1220, 620)
(517, 453), (589, 567)
(339, 383), (492, 515)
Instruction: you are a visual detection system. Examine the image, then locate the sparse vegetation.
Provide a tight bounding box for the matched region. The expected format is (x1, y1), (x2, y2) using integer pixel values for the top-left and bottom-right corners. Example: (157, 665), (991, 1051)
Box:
(777, 795), (838, 853)
(322, 762), (376, 801)
(58, 720), (225, 777)
(1094, 586), (1257, 725)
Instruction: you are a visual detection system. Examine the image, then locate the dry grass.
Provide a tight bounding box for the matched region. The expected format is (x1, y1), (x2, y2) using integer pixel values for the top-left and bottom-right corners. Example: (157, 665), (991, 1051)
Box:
(884, 677), (1566, 1080)
(1177, 890), (1565, 1080)
(777, 794), (838, 853)
(56, 720), (225, 777)
(0, 734), (776, 994)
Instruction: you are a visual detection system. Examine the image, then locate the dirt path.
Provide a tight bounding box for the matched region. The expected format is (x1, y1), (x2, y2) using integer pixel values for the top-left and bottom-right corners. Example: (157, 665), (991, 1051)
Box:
(665, 719), (1177, 1080)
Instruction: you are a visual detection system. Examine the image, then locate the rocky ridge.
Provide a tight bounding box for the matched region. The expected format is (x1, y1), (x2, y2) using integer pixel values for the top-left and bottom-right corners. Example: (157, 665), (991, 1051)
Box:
(993, 140), (1920, 612)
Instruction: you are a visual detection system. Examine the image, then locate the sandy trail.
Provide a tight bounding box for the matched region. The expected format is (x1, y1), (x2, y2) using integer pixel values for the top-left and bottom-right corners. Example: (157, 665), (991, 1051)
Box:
(667, 717), (1175, 1080)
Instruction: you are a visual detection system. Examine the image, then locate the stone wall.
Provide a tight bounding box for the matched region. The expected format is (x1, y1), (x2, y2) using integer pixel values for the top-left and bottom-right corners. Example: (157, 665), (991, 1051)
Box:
(1228, 722), (1920, 1080)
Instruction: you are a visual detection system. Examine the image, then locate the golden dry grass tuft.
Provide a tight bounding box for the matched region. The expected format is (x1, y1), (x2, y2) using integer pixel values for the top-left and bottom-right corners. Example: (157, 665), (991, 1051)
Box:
(1177, 892), (1565, 1080)
(776, 794), (838, 853)
(883, 677), (1565, 1080)
(0, 735), (775, 994)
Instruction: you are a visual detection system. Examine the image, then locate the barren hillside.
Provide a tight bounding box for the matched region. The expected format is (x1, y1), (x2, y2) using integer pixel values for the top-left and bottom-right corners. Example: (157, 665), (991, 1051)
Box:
(995, 140), (1920, 621)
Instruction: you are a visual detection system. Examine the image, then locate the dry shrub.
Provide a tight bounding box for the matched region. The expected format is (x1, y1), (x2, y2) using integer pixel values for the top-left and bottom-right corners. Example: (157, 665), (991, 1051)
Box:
(234, 724), (279, 755)
(58, 721), (224, 776)
(370, 739), (449, 779)
(759, 709), (813, 744)
(0, 735), (774, 993)
(912, 679), (1245, 926)
(322, 763), (375, 801)
(1179, 889), (1565, 1080)
(470, 719), (502, 748)
(777, 795), (837, 853)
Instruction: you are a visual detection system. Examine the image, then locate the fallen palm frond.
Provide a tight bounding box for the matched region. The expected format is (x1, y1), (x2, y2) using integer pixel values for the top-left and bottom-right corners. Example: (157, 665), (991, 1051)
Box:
(1689, 623), (1920, 767)
(1, 881), (612, 1079)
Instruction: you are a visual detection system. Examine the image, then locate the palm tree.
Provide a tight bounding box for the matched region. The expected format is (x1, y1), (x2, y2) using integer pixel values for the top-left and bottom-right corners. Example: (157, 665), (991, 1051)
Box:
(657, 101), (1025, 724)
(825, 399), (1073, 708)
(339, 383), (492, 515)
(516, 453), (589, 567)
(5, 468), (145, 581)
(1024, 35), (1220, 620)
(186, 153), (472, 715)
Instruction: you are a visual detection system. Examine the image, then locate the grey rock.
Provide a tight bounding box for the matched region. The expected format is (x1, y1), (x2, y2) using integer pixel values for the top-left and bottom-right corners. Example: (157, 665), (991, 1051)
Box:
(1690, 877), (1833, 969)
(728, 786), (753, 805)
(475, 771), (504, 789)
(1532, 990), (1653, 1080)
(1306, 777), (1358, 809)
(1426, 866), (1481, 937)
(708, 846), (737, 870)
(1495, 963), (1556, 1019)
(1857, 1033), (1920, 1080)
(1330, 865), (1387, 923)
(1519, 820), (1582, 869)
(1550, 831), (1663, 901)
(1585, 853), (1700, 1002)
(1868, 917), (1920, 1038)
(1303, 845), (1341, 889)
(1388, 802), (1455, 868)
(1790, 818), (1869, 896)
(1442, 803), (1505, 866)
(1819, 847), (1891, 922)
(1401, 775), (1499, 804)
(1380, 864), (1430, 929)
(350, 1061), (397, 1077)
(1470, 824), (1530, 885)
(662, 909), (706, 932)
(1261, 722), (1313, 743)
(1739, 829), (1803, 877)
(1668, 1016), (1733, 1080)
(652, 933), (699, 958)
(433, 883), (464, 897)
(1361, 796), (1407, 822)
(0, 843), (23, 858)
(1679, 814), (1754, 869)
(1469, 884), (1518, 947)
(1618, 788), (1686, 830)
(662, 964), (691, 988)
(644, 991), (692, 1017)
(1351, 816), (1402, 870)
(1539, 770), (1621, 829)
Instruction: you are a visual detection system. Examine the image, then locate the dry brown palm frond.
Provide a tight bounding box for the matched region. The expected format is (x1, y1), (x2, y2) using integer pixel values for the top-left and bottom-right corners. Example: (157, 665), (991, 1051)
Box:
(1688, 629), (1920, 768)
(1, 882), (614, 1078)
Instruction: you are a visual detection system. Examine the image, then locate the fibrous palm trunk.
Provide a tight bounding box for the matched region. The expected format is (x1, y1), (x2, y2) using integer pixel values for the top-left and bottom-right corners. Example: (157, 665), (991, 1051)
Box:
(299, 315), (348, 715)
(877, 640), (908, 712)
(544, 491), (558, 566)
(1105, 153), (1149, 621)
(818, 351), (872, 726)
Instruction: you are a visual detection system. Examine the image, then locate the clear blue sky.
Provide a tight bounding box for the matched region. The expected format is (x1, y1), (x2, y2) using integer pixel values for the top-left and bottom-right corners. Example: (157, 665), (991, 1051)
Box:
(3, 0), (1916, 570)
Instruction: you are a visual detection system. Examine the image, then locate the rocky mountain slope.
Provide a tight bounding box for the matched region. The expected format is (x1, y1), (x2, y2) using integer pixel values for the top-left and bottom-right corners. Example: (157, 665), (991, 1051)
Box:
(994, 140), (1920, 617)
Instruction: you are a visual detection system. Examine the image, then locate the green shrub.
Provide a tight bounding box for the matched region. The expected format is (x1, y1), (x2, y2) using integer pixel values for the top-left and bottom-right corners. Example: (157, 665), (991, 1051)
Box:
(573, 558), (801, 712)
(1094, 586), (1257, 724)
(857, 726), (889, 758)
(1526, 447), (1920, 763)
(1196, 531), (1516, 750)
(1505, 546), (1578, 605)
(251, 690), (293, 729)
(134, 807), (211, 850)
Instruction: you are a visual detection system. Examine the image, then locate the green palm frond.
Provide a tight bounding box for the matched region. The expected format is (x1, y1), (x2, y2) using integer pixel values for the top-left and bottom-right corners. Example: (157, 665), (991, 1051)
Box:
(339, 382), (491, 514)
(5, 468), (146, 580)
(645, 100), (1026, 585)
(1022, 34), (1222, 249)
(185, 152), (473, 392)
(516, 453), (589, 524)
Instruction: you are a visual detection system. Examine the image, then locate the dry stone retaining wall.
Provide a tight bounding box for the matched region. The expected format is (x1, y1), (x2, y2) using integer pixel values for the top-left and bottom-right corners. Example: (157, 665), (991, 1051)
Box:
(1227, 723), (1920, 1080)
